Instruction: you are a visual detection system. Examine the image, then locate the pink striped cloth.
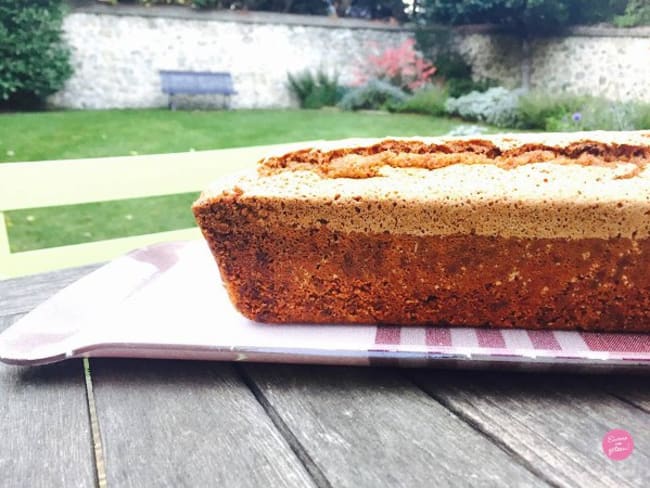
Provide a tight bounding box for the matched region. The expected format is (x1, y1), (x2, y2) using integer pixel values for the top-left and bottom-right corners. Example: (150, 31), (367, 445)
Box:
(371, 324), (650, 370)
(374, 324), (650, 355)
(1, 241), (648, 371)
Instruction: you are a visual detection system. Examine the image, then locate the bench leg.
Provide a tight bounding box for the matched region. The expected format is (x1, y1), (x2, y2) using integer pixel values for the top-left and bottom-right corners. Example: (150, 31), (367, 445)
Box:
(169, 94), (176, 111)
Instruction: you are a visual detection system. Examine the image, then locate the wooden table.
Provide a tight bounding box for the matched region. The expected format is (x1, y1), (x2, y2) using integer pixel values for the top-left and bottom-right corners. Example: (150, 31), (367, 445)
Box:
(1, 266), (648, 487)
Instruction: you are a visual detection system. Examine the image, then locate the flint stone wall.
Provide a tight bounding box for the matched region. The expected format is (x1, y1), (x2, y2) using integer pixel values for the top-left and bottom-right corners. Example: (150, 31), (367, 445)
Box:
(50, 6), (650, 108)
(456, 25), (650, 103)
(50, 5), (410, 109)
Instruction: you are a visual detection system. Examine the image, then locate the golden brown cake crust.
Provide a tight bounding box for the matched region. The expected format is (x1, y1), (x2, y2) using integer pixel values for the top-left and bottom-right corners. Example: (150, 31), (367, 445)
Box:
(260, 137), (649, 179)
(193, 131), (650, 331)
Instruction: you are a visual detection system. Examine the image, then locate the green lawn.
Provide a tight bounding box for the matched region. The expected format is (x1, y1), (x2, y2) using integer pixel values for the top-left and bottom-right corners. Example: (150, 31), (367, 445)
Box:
(1, 109), (473, 252)
(0, 108), (464, 163)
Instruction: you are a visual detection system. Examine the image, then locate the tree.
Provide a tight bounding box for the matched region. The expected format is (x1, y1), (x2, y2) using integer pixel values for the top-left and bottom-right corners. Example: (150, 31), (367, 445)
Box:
(421, 0), (627, 90)
(0, 0), (72, 109)
(341, 0), (409, 20)
(242, 0), (330, 15)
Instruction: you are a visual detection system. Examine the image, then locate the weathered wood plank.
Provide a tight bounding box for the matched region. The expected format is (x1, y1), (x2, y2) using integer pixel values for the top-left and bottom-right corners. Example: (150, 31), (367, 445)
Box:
(0, 311), (95, 488)
(596, 375), (650, 414)
(0, 264), (100, 315)
(241, 364), (548, 488)
(409, 370), (650, 488)
(90, 359), (316, 488)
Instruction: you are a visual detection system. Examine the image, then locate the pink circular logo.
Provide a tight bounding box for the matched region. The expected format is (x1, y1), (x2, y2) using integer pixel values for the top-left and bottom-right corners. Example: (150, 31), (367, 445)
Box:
(602, 429), (634, 461)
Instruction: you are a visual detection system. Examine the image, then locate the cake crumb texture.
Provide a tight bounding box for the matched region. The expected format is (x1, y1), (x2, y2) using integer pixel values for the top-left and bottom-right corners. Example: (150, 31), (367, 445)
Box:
(193, 132), (650, 330)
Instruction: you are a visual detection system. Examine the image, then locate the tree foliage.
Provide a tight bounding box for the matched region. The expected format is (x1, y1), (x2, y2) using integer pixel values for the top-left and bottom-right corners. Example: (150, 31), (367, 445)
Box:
(0, 0), (72, 107)
(110, 0), (330, 14)
(614, 0), (650, 27)
(112, 0), (408, 19)
(421, 0), (629, 34)
(419, 1), (631, 91)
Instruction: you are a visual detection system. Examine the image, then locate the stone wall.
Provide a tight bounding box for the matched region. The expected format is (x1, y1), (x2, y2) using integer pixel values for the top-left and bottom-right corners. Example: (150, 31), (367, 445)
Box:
(455, 25), (650, 103)
(50, 5), (410, 109)
(50, 6), (650, 109)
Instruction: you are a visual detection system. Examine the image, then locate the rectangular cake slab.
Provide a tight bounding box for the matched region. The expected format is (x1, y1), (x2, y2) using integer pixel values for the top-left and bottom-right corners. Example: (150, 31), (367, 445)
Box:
(193, 132), (650, 331)
(1, 240), (648, 371)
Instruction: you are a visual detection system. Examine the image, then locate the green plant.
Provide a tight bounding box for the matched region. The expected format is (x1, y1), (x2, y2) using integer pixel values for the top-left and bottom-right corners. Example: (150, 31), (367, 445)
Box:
(614, 0), (650, 27)
(358, 39), (436, 93)
(433, 51), (471, 81)
(420, 1), (630, 90)
(422, 0), (627, 30)
(514, 91), (650, 131)
(338, 79), (408, 111)
(0, 0), (72, 108)
(445, 87), (522, 127)
(632, 103), (650, 130)
(545, 99), (650, 131)
(395, 85), (448, 116)
(114, 0), (332, 13)
(190, 0), (220, 7)
(516, 91), (590, 129)
(446, 77), (497, 98)
(121, 0), (219, 7)
(287, 70), (343, 109)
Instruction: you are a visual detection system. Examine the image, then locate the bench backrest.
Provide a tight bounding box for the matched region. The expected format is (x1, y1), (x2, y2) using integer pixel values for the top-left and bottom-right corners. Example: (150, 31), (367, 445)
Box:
(159, 70), (236, 95)
(0, 141), (317, 278)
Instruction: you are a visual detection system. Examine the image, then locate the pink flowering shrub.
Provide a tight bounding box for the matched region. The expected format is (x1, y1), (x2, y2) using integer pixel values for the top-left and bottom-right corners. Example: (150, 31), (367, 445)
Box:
(358, 39), (436, 93)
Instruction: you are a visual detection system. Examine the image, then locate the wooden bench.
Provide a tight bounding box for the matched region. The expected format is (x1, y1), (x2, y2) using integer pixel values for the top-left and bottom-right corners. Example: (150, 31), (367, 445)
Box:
(159, 70), (237, 110)
(0, 141), (319, 278)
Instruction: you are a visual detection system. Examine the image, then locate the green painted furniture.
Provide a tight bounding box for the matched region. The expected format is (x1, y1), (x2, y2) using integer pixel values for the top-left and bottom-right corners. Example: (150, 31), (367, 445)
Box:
(0, 141), (316, 278)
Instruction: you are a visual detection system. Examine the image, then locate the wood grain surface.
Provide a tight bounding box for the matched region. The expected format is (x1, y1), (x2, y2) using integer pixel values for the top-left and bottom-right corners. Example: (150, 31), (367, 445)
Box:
(89, 359), (315, 488)
(241, 364), (550, 488)
(409, 370), (650, 488)
(598, 374), (650, 414)
(1, 289), (96, 488)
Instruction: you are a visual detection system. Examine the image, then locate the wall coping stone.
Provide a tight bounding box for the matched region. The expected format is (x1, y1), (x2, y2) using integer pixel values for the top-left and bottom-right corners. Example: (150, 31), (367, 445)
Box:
(71, 6), (650, 38)
(71, 4), (413, 32)
(453, 23), (650, 38)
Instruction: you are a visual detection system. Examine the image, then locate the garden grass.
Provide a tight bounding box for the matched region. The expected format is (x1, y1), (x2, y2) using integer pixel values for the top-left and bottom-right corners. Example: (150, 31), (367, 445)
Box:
(0, 108), (462, 163)
(1, 109), (475, 252)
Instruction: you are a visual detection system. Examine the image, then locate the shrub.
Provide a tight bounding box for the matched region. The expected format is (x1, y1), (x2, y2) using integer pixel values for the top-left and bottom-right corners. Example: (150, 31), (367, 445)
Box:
(287, 70), (344, 109)
(614, 0), (650, 27)
(118, 0), (219, 6)
(433, 51), (471, 80)
(358, 39), (436, 93)
(430, 51), (496, 97)
(191, 0), (220, 7)
(395, 85), (448, 116)
(338, 79), (408, 111)
(446, 77), (496, 98)
(422, 0), (628, 32)
(0, 0), (72, 108)
(444, 86), (650, 131)
(632, 104), (650, 130)
(545, 99), (650, 132)
(445, 87), (522, 127)
(516, 91), (590, 130)
(115, 0), (329, 13)
(515, 91), (650, 131)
